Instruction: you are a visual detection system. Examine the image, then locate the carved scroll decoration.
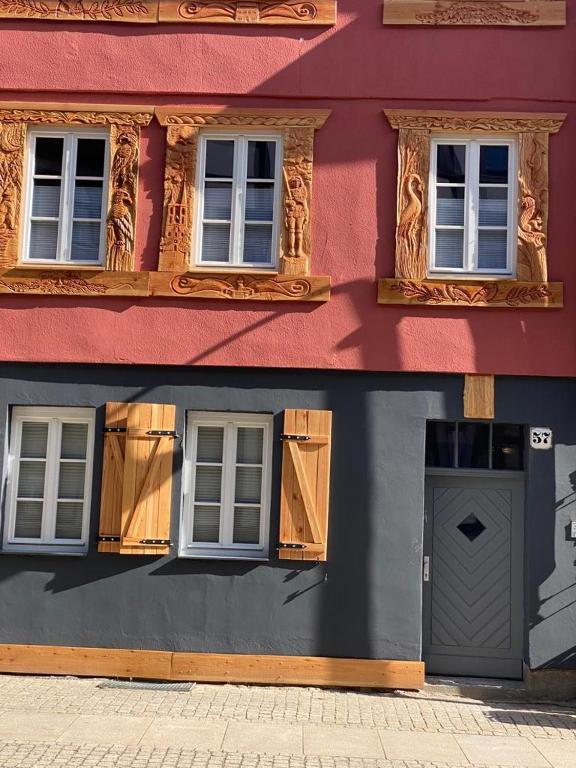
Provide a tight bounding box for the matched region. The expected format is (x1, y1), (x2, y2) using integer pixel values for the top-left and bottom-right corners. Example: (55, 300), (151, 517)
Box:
(0, 123), (25, 269)
(517, 132), (548, 282)
(395, 129), (430, 281)
(416, 2), (539, 25)
(385, 110), (565, 135)
(0, 0), (154, 21)
(169, 274), (312, 299)
(159, 126), (199, 272)
(177, 1), (317, 22)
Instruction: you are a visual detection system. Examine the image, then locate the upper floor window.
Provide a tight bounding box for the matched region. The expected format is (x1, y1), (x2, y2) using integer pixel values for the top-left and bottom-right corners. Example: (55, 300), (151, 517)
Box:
(4, 407), (95, 554)
(23, 130), (109, 265)
(196, 134), (282, 269)
(429, 137), (516, 277)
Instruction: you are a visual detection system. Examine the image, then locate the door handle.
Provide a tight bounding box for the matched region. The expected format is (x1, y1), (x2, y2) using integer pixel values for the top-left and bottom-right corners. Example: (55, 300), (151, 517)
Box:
(423, 555), (430, 582)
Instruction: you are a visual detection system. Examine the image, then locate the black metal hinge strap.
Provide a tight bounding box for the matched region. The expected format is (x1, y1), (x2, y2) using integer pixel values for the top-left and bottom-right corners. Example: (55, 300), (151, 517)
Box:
(278, 543), (306, 549)
(140, 539), (171, 546)
(97, 535), (121, 542)
(104, 427), (127, 433)
(280, 434), (310, 442)
(147, 430), (179, 437)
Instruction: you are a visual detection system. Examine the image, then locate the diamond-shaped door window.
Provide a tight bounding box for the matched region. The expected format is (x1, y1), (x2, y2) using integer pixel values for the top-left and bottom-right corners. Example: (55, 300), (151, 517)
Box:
(457, 514), (486, 542)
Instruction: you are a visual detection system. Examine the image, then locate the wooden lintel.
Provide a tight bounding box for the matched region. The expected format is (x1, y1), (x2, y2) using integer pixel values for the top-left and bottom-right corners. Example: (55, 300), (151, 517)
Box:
(0, 644), (425, 691)
(150, 272), (331, 302)
(464, 374), (495, 420)
(378, 279), (563, 309)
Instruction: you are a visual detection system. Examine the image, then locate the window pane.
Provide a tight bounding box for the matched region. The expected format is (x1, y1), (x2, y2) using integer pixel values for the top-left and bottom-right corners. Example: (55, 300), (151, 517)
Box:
(14, 501), (43, 538)
(73, 181), (103, 219)
(247, 141), (276, 180)
(20, 423), (48, 459)
(245, 183), (274, 221)
(458, 422), (490, 469)
(55, 502), (83, 539)
(29, 221), (58, 260)
(32, 180), (61, 218)
(243, 224), (272, 264)
(17, 461), (46, 498)
(58, 463), (86, 499)
(436, 145), (465, 184)
(197, 426), (224, 463)
(434, 229), (464, 269)
(480, 145), (509, 184)
(201, 223), (230, 262)
(71, 221), (101, 261)
(479, 187), (508, 227)
(76, 139), (105, 177)
(233, 506), (260, 544)
(205, 140), (234, 178)
(425, 422), (455, 468)
(478, 230), (508, 270)
(35, 137), (63, 176)
(61, 423), (88, 460)
(237, 427), (263, 464)
(203, 182), (232, 220)
(235, 466), (262, 504)
(195, 466), (222, 503)
(193, 505), (220, 542)
(436, 187), (464, 226)
(492, 424), (524, 471)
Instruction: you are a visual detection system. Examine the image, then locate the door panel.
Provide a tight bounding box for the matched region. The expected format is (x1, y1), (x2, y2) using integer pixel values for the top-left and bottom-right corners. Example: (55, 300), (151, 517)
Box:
(423, 475), (524, 679)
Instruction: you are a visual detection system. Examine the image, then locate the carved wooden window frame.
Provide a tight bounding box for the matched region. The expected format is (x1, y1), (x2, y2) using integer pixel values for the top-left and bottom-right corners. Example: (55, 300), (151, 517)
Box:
(152, 107), (331, 303)
(0, 103), (153, 282)
(0, 1), (336, 26)
(378, 110), (566, 309)
(382, 0), (565, 27)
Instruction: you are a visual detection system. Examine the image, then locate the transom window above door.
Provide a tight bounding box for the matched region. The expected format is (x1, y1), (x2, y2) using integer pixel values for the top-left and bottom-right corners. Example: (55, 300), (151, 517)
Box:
(196, 134), (282, 268)
(24, 130), (109, 265)
(426, 421), (524, 471)
(429, 138), (517, 277)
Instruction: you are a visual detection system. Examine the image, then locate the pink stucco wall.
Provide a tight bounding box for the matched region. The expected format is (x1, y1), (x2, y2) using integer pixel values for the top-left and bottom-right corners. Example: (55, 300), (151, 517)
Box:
(0, 0), (574, 375)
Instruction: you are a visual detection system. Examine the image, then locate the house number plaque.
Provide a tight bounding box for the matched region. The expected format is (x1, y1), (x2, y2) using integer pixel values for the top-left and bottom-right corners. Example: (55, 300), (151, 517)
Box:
(530, 427), (553, 449)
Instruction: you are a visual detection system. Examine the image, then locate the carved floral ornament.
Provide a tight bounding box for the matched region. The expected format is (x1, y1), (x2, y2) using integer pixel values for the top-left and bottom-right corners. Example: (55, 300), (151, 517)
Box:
(378, 109), (566, 310)
(0, 0), (336, 24)
(382, 0), (566, 27)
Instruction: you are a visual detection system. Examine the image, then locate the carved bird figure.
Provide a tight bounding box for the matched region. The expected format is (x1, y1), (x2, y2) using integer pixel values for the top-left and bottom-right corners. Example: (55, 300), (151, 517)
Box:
(107, 190), (134, 270)
(397, 173), (423, 260)
(111, 132), (138, 190)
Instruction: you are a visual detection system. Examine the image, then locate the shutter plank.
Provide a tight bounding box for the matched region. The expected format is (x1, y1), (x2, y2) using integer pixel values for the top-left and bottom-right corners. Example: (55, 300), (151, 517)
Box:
(279, 409), (332, 562)
(98, 403), (129, 553)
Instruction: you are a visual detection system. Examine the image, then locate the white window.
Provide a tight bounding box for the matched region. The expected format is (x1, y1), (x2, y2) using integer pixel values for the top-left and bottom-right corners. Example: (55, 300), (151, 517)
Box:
(429, 137), (517, 276)
(181, 412), (272, 559)
(23, 130), (109, 265)
(195, 134), (282, 268)
(3, 407), (95, 554)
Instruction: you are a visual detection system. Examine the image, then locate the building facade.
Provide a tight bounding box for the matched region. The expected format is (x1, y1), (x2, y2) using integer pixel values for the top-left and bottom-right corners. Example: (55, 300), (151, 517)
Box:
(0, 0), (572, 690)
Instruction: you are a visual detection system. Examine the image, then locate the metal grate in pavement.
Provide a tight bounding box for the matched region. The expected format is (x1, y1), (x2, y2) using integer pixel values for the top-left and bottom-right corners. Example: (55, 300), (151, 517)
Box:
(98, 680), (195, 691)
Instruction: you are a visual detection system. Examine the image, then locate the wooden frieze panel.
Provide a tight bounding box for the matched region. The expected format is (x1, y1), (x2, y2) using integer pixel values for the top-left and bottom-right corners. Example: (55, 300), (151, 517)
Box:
(0, 0), (157, 22)
(383, 0), (566, 26)
(378, 279), (563, 308)
(159, 1), (336, 25)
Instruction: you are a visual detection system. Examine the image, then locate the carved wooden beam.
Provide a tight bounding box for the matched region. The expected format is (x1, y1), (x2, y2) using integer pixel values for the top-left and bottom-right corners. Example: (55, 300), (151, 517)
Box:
(0, 269), (149, 296)
(0, 0), (157, 22)
(385, 110), (566, 134)
(155, 108), (330, 129)
(150, 272), (330, 301)
(159, 1), (336, 25)
(383, 0), (566, 26)
(378, 279), (563, 308)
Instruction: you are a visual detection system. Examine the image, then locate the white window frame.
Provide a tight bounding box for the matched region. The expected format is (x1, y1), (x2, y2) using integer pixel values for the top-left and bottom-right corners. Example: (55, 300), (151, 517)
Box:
(428, 135), (518, 278)
(3, 407), (95, 555)
(181, 412), (272, 560)
(194, 132), (283, 269)
(22, 127), (110, 266)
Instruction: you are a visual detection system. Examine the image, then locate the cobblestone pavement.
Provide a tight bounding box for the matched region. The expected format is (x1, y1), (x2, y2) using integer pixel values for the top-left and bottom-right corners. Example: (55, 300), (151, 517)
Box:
(0, 675), (573, 767)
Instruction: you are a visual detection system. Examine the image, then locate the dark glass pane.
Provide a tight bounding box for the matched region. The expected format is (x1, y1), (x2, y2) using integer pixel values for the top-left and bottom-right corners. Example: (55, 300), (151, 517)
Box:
(76, 139), (105, 177)
(492, 424), (524, 470)
(457, 514), (486, 543)
(436, 187), (465, 226)
(205, 140), (234, 178)
(425, 422), (456, 468)
(35, 137), (63, 176)
(480, 145), (509, 184)
(458, 422), (490, 468)
(247, 141), (276, 180)
(436, 145), (465, 184)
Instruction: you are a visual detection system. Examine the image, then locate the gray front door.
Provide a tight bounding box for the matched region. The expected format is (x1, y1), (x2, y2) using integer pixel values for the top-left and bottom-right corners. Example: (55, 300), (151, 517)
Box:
(423, 475), (524, 679)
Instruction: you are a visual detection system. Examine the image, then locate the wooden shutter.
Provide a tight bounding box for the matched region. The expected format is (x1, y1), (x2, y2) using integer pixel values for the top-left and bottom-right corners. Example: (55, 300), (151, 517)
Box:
(98, 402), (176, 555)
(279, 409), (332, 561)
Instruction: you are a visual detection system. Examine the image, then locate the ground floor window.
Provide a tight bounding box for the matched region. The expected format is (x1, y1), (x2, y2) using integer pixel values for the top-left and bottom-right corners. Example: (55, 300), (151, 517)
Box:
(426, 421), (524, 471)
(4, 407), (95, 554)
(181, 412), (272, 559)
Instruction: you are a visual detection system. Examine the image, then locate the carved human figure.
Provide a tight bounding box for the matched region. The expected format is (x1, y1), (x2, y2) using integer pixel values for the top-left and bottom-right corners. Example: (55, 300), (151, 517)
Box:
(285, 174), (309, 258)
(0, 188), (16, 231)
(107, 189), (134, 270)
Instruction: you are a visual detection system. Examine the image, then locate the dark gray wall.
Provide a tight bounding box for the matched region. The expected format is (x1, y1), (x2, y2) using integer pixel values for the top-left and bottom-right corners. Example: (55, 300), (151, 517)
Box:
(0, 363), (572, 671)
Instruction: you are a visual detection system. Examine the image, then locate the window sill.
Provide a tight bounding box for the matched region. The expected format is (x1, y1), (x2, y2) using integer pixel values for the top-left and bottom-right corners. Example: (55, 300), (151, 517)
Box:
(378, 278), (563, 308)
(179, 552), (269, 562)
(1, 547), (87, 557)
(0, 269), (330, 302)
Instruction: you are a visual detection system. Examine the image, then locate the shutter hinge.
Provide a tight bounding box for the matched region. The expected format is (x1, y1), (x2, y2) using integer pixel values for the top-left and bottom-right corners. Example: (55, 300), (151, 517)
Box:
(278, 542), (306, 549)
(103, 427), (126, 434)
(140, 539), (171, 546)
(147, 430), (179, 438)
(280, 434), (310, 442)
(97, 535), (121, 542)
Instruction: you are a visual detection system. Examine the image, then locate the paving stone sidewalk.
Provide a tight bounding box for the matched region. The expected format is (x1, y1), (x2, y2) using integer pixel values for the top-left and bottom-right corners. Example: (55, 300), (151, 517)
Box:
(0, 675), (574, 768)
